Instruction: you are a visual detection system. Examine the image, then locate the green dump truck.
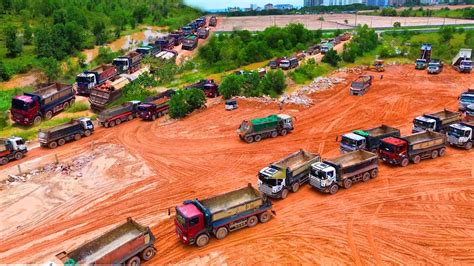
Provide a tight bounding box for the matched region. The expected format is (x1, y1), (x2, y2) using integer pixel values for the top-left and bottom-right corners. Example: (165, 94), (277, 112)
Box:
(238, 114), (294, 143)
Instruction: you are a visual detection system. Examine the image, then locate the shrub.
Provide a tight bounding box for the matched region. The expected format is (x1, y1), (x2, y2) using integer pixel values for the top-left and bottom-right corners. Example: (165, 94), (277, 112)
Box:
(65, 102), (89, 113)
(169, 89), (206, 119)
(259, 69), (286, 97)
(322, 49), (341, 67)
(219, 74), (243, 100)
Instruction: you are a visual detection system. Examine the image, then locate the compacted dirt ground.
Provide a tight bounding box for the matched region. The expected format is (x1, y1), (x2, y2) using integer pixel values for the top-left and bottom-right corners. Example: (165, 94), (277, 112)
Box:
(0, 65), (473, 264)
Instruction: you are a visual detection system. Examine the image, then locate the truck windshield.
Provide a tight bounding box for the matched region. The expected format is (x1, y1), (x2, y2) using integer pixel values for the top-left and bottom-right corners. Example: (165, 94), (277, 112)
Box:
(351, 82), (363, 89)
(461, 95), (474, 103)
(416, 59), (426, 64)
(175, 209), (187, 228)
(239, 121), (250, 131)
(11, 99), (29, 111)
(259, 176), (281, 186)
(311, 169), (326, 180)
(76, 76), (94, 83)
(428, 63), (438, 68)
(379, 142), (395, 153)
(448, 127), (465, 137)
(15, 139), (25, 145)
(413, 119), (434, 130)
(136, 48), (150, 54)
(341, 136), (357, 146)
(461, 61), (472, 66)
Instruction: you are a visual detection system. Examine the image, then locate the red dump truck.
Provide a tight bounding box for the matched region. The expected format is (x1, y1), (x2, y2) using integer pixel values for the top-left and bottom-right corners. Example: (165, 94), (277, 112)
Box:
(10, 83), (75, 126)
(379, 130), (446, 167)
(138, 90), (176, 120)
(76, 64), (118, 95)
(0, 137), (27, 165)
(56, 218), (157, 265)
(350, 75), (373, 96)
(89, 76), (131, 112)
(98, 101), (141, 128)
(185, 79), (219, 98)
(112, 51), (142, 74)
(175, 184), (273, 247)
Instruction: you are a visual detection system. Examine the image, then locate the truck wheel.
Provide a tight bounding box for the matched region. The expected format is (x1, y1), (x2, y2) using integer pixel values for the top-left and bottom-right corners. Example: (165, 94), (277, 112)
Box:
(259, 212), (271, 223)
(126, 256), (141, 266)
(412, 155), (421, 164)
(45, 111), (53, 120)
(33, 116), (42, 126)
(48, 142), (58, 149)
(247, 216), (258, 227)
(465, 142), (472, 150)
(343, 179), (352, 189)
(1, 157), (9, 165)
(281, 189), (289, 199)
(63, 102), (70, 110)
(74, 134), (82, 141)
(254, 135), (262, 142)
(291, 182), (300, 193)
(128, 115), (134, 121)
(115, 119), (121, 125)
(84, 130), (92, 137)
(271, 131), (278, 138)
(244, 136), (254, 143)
(140, 246), (156, 261)
(58, 139), (66, 146)
(371, 169), (378, 178)
(401, 158), (409, 167)
(329, 184), (339, 195)
(69, 99), (75, 106)
(431, 150), (439, 159)
(362, 172), (370, 182)
(196, 234), (209, 247)
(280, 129), (288, 136)
(152, 115), (156, 121)
(14, 152), (24, 160)
(215, 227), (229, 239)
(109, 121), (116, 127)
(439, 148), (446, 157)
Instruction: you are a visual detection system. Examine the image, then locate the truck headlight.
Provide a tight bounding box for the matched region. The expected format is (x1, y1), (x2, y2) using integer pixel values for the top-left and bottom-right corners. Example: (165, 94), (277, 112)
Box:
(183, 236), (187, 241)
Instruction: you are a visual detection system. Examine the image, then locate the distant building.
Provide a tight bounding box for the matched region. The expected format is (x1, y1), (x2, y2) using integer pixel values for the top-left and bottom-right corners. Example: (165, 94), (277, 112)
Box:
(264, 3), (274, 10)
(366, 0), (388, 6)
(250, 4), (258, 10)
(274, 4), (294, 9)
(244, 7), (253, 11)
(389, 0), (406, 6)
(420, 0), (439, 4)
(304, 0), (363, 6)
(227, 7), (241, 12)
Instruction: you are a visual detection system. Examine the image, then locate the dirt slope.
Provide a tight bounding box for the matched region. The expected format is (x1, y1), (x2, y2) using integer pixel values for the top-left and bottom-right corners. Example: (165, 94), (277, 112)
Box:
(0, 65), (473, 264)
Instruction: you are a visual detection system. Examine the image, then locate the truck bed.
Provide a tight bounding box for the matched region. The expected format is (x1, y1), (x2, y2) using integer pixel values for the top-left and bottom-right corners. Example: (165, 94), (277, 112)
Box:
(428, 110), (460, 120)
(34, 83), (72, 99)
(404, 131), (445, 145)
(41, 120), (79, 134)
(201, 186), (262, 217)
(365, 125), (399, 136)
(273, 150), (319, 171)
(328, 150), (376, 168)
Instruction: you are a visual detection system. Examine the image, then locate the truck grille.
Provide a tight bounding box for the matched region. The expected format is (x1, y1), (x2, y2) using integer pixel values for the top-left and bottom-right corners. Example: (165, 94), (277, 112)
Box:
(259, 184), (274, 195)
(309, 177), (322, 189)
(447, 135), (459, 144)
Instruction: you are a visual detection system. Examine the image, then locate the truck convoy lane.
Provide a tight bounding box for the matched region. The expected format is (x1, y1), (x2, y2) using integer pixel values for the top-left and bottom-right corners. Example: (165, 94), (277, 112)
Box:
(350, 75), (373, 96)
(378, 130), (446, 167)
(258, 150), (320, 199)
(412, 109), (462, 133)
(39, 118), (94, 149)
(0, 137), (27, 165)
(309, 150), (378, 195)
(10, 83), (75, 126)
(415, 43), (432, 70)
(238, 114), (294, 143)
(452, 48), (472, 73)
(175, 184), (273, 247)
(447, 121), (474, 150)
(98, 101), (141, 128)
(76, 64), (118, 95)
(56, 218), (156, 265)
(340, 125), (400, 153)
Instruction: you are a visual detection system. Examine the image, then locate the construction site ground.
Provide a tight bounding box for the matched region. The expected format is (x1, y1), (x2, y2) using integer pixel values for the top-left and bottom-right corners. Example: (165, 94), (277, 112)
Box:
(1, 65), (473, 264)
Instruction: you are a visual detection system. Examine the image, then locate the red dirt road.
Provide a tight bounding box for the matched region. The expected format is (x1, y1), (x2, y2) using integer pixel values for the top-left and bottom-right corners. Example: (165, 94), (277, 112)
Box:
(1, 65), (473, 264)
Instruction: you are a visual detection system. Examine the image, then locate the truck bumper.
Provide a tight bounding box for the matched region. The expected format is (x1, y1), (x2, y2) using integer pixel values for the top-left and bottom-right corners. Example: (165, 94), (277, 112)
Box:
(448, 140), (467, 148)
(379, 156), (399, 165)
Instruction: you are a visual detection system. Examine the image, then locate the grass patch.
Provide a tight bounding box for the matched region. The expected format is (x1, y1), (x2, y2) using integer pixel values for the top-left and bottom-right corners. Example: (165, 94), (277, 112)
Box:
(65, 102), (89, 113)
(290, 60), (334, 84)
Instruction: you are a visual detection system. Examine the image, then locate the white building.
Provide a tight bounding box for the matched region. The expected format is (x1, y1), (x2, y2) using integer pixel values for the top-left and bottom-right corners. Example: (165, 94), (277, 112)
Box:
(305, 0), (363, 6)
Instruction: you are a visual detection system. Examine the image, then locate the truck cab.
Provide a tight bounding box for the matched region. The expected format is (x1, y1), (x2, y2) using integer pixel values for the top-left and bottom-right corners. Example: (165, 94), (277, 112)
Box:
(258, 166), (287, 197)
(459, 90), (474, 111)
(225, 99), (238, 111)
(182, 26), (193, 36)
(1, 136), (28, 165)
(427, 60), (443, 74)
(11, 95), (40, 125)
(415, 59), (427, 70)
(447, 123), (473, 150)
(175, 202), (204, 246)
(309, 162), (336, 192)
(340, 132), (366, 153)
(412, 116), (436, 133)
(378, 137), (406, 165)
(78, 117), (94, 131)
(76, 73), (97, 93)
(112, 57), (131, 73)
(466, 104), (474, 121)
(459, 59), (472, 73)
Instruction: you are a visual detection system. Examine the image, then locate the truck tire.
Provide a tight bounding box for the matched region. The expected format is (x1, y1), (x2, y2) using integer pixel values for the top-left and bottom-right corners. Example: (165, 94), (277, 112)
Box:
(465, 142), (472, 150)
(371, 169), (378, 178)
(281, 188), (289, 199)
(126, 256), (141, 266)
(115, 119), (121, 125)
(247, 216), (258, 227)
(271, 131), (278, 138)
(431, 150), (438, 159)
(401, 158), (409, 167)
(362, 172), (370, 182)
(439, 148), (446, 157)
(128, 115), (134, 121)
(109, 121), (116, 127)
(196, 234), (209, 247)
(343, 179), (352, 189)
(48, 141), (58, 149)
(140, 246), (156, 261)
(14, 152), (24, 160)
(259, 212), (271, 223)
(84, 130), (92, 137)
(74, 134), (82, 141)
(280, 129), (288, 136)
(244, 136), (254, 143)
(329, 184), (339, 195)
(0, 157), (9, 165)
(58, 139), (66, 146)
(291, 182), (300, 193)
(33, 116), (42, 126)
(152, 115), (156, 121)
(254, 135), (262, 142)
(63, 102), (70, 110)
(69, 99), (75, 106)
(215, 227), (229, 239)
(412, 155), (421, 164)
(45, 111), (53, 120)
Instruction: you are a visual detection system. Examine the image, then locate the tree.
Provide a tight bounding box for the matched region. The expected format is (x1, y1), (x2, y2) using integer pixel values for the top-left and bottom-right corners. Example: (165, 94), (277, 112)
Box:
(23, 22), (32, 45)
(185, 88), (206, 111)
(34, 26), (54, 58)
(344, 19), (349, 24)
(259, 70), (286, 97)
(39, 57), (61, 82)
(241, 72), (262, 97)
(393, 21), (401, 28)
(169, 91), (189, 119)
(0, 61), (11, 81)
(4, 24), (23, 57)
(219, 74), (243, 99)
(439, 26), (455, 42)
(322, 49), (341, 67)
(93, 20), (107, 45)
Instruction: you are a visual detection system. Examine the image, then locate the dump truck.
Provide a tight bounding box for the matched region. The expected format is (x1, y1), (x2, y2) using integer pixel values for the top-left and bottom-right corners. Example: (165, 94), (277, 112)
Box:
(135, 45), (160, 57)
(169, 31), (184, 46)
(350, 75), (373, 96)
(340, 125), (401, 153)
(197, 28), (209, 39)
(280, 57), (299, 70)
(89, 76), (131, 112)
(113, 51), (142, 74)
(378, 131), (446, 167)
(340, 32), (351, 41)
(258, 150), (320, 199)
(238, 114), (294, 143)
(466, 104), (474, 122)
(56, 218), (156, 265)
(369, 59), (384, 72)
(320, 42), (333, 54)
(415, 43), (432, 70)
(175, 184), (273, 247)
(182, 26), (194, 36)
(412, 109), (462, 133)
(427, 59), (443, 74)
(98, 101), (141, 128)
(182, 35), (198, 50)
(459, 89), (474, 111)
(155, 36), (174, 50)
(269, 57), (285, 69)
(185, 79), (219, 98)
(196, 17), (206, 27)
(309, 150), (378, 195)
(0, 137), (27, 165)
(10, 83), (75, 126)
(138, 90), (175, 120)
(209, 16), (217, 27)
(39, 118), (94, 149)
(307, 44), (321, 55)
(447, 121), (474, 150)
(452, 48), (472, 73)
(76, 64), (118, 95)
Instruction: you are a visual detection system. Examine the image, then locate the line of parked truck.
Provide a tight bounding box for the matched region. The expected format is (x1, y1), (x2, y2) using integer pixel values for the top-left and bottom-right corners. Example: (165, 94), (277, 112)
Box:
(415, 44), (472, 74)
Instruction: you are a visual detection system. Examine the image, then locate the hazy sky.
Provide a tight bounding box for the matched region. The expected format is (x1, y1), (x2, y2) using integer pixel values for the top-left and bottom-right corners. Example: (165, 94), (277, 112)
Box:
(184, 0), (301, 10)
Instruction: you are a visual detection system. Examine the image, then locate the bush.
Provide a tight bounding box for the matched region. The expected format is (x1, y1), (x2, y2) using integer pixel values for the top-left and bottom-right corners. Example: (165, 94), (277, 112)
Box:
(259, 70), (286, 97)
(66, 102), (89, 113)
(219, 74), (244, 100)
(322, 49), (341, 67)
(0, 61), (12, 81)
(169, 89), (206, 119)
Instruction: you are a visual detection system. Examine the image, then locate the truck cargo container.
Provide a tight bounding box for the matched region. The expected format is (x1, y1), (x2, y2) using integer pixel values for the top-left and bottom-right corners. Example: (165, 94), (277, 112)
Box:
(155, 36), (174, 50)
(136, 45), (160, 57)
(415, 43), (432, 70)
(120, 67), (150, 82)
(350, 75), (373, 96)
(112, 51), (142, 75)
(378, 131), (446, 167)
(98, 101), (141, 128)
(309, 150), (378, 195)
(10, 83), (75, 126)
(89, 76), (131, 112)
(175, 184), (273, 247)
(209, 16), (217, 27)
(307, 44), (321, 55)
(412, 109), (462, 133)
(340, 32), (351, 41)
(39, 118), (94, 149)
(182, 26), (194, 36)
(427, 59), (443, 74)
(447, 121), (474, 150)
(155, 50), (178, 61)
(138, 90), (175, 120)
(280, 57), (299, 70)
(182, 35), (198, 50)
(196, 17), (206, 27)
(0, 137), (27, 165)
(459, 89), (474, 111)
(197, 28), (209, 39)
(185, 79), (219, 98)
(56, 218), (156, 265)
(76, 64), (118, 95)
(340, 125), (400, 153)
(258, 150), (320, 199)
(238, 114), (293, 143)
(452, 48), (472, 73)
(169, 31), (184, 46)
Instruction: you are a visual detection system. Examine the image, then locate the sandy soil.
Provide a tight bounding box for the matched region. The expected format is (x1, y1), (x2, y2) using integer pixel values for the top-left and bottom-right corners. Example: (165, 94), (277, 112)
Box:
(215, 14), (474, 31)
(1, 65), (473, 264)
